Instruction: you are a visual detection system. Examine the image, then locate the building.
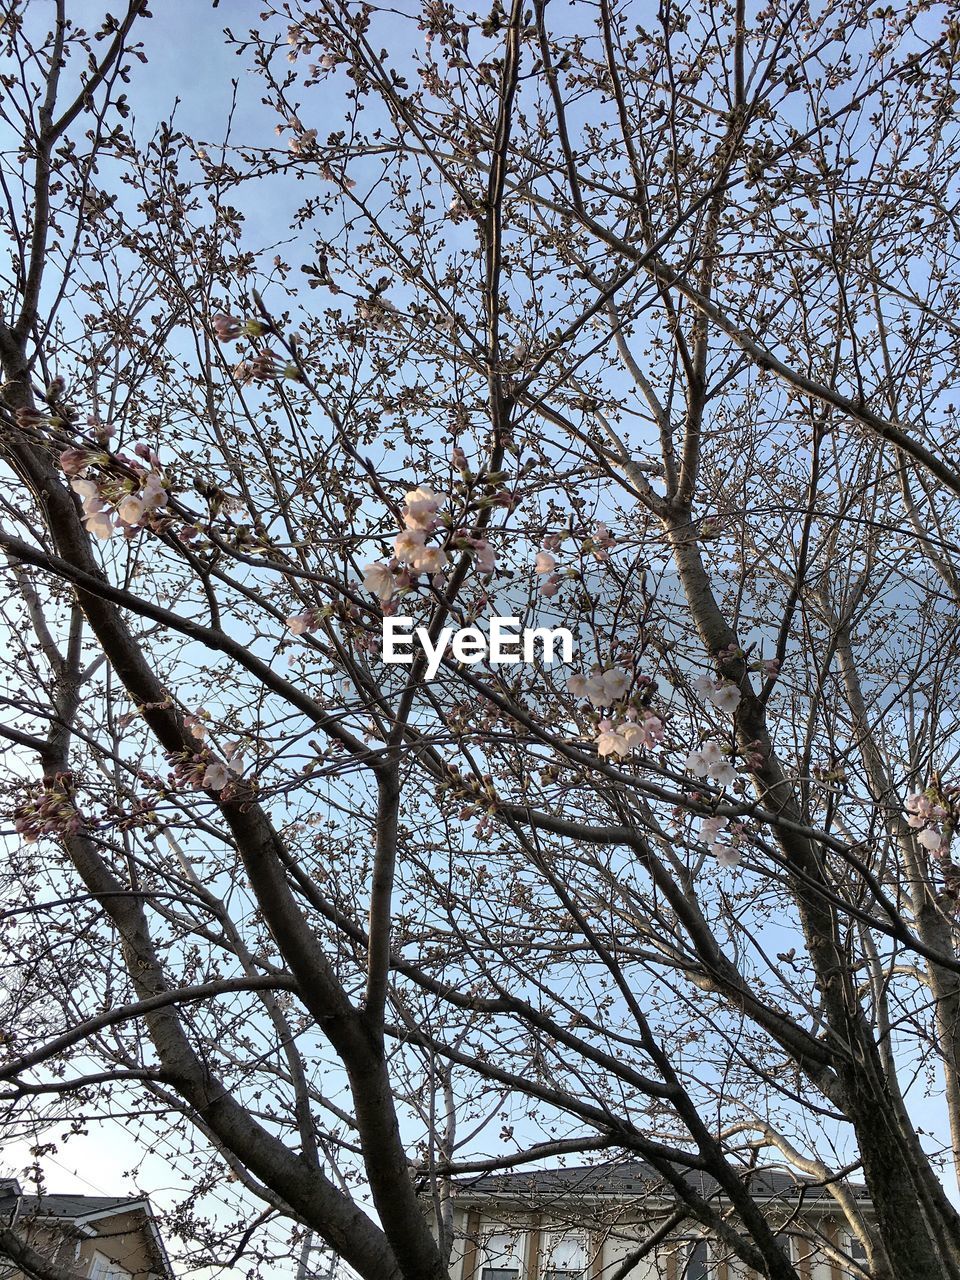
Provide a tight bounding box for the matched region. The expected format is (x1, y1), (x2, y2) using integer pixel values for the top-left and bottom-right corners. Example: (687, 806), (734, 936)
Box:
(0, 1179), (173, 1280)
(449, 1162), (872, 1280)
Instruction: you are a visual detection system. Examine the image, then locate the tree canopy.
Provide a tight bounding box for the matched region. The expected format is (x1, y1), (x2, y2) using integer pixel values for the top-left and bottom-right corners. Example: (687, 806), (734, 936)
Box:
(2, 3), (960, 1278)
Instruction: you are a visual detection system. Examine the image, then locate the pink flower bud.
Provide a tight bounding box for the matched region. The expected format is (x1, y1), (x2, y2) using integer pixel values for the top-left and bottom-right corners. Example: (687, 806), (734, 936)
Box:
(59, 447), (93, 476)
(16, 407), (48, 427)
(212, 313), (243, 341)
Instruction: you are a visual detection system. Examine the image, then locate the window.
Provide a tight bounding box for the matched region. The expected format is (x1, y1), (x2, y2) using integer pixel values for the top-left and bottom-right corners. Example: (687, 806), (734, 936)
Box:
(480, 1232), (523, 1280)
(683, 1239), (709, 1280)
(774, 1233), (793, 1264)
(88, 1252), (132, 1280)
(847, 1236), (868, 1262)
(542, 1234), (585, 1280)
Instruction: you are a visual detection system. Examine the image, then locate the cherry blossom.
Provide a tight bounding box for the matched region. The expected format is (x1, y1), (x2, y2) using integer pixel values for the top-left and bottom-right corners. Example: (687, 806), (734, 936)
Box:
(633, 715), (664, 749)
(589, 710), (663, 758)
(576, 669), (631, 707)
(595, 720), (630, 758)
(236, 349), (288, 383)
(566, 669), (626, 707)
(143, 470), (167, 503)
(69, 459), (169, 540)
(394, 529), (427, 563)
(471, 539), (496, 574)
(918, 827), (947, 852)
(685, 741), (724, 778)
(85, 511), (114, 540)
(710, 760), (737, 787)
(699, 815), (741, 866)
(700, 815), (728, 845)
(0, 12), (955, 1273)
(289, 128), (318, 154)
(592, 522), (616, 560)
(393, 528), (449, 574)
(711, 684), (742, 714)
(71, 477), (114, 539)
(134, 443), (158, 464)
(16, 406), (48, 427)
(415, 545), (449, 575)
(356, 296), (399, 331)
(183, 714), (207, 741)
(904, 792), (947, 829)
(13, 781), (82, 844)
(618, 722), (647, 752)
(694, 675), (741, 713)
(363, 562), (395, 602)
(70, 476), (102, 506)
(583, 675), (608, 706)
(403, 486), (442, 529)
(286, 611), (319, 636)
(600, 669), (631, 702)
(117, 495), (146, 524)
(202, 760), (232, 791)
(117, 471), (168, 529)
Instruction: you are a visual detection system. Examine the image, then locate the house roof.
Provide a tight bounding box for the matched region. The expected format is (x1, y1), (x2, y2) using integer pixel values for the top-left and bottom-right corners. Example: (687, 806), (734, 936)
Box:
(456, 1160), (871, 1206)
(19, 1194), (148, 1221)
(3, 1190), (175, 1278)
(0, 1179), (20, 1214)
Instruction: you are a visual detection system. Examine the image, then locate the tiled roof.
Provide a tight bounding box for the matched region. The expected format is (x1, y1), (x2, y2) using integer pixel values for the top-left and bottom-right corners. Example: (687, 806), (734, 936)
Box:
(0, 1179), (20, 1206)
(19, 1194), (146, 1220)
(457, 1160), (871, 1203)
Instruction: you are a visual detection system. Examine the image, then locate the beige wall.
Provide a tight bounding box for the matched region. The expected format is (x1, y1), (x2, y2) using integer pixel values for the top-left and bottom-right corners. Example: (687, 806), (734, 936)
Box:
(6, 1211), (161, 1280)
(451, 1204), (864, 1280)
(11, 1222), (80, 1275)
(77, 1209), (160, 1279)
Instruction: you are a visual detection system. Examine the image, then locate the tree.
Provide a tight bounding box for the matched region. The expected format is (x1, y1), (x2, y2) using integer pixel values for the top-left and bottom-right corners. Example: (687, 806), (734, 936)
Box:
(1, 1), (960, 1277)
